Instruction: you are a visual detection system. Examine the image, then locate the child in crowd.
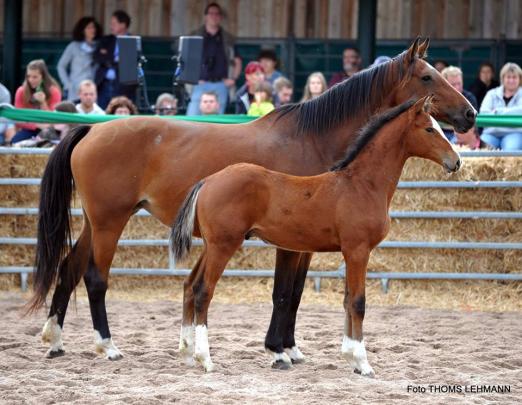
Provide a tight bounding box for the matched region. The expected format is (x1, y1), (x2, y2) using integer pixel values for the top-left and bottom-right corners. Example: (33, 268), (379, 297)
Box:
(247, 81), (275, 116)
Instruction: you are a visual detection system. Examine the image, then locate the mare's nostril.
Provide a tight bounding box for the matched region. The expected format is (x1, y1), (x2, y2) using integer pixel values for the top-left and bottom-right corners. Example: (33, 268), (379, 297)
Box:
(465, 109), (476, 121)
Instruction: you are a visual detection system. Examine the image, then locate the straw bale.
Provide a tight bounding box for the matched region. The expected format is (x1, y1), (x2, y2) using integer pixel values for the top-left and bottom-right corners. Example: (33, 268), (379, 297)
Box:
(0, 154), (48, 178)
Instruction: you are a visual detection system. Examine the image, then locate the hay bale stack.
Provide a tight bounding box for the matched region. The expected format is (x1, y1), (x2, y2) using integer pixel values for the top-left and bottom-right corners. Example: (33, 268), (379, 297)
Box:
(0, 152), (520, 290)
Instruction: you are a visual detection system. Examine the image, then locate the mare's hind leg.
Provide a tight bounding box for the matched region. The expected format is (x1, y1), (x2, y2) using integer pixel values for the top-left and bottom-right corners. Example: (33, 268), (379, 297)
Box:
(193, 239), (242, 372)
(283, 252), (313, 364)
(179, 253), (205, 365)
(42, 222), (91, 358)
(264, 249), (302, 369)
(84, 216), (129, 360)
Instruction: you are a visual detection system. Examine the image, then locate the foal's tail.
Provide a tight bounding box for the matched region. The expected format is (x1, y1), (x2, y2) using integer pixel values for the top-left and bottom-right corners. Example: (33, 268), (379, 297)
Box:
(170, 181), (205, 262)
(27, 125), (92, 313)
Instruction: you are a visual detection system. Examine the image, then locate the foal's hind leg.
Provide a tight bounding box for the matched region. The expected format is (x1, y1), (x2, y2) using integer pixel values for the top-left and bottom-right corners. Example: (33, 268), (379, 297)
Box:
(84, 216), (129, 360)
(283, 252), (313, 364)
(42, 222), (91, 358)
(179, 253), (205, 365)
(193, 240), (242, 372)
(265, 249), (302, 369)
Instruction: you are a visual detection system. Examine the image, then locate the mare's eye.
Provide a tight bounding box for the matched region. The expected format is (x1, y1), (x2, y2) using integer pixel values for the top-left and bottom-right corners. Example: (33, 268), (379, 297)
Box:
(426, 127), (434, 133)
(421, 75), (432, 82)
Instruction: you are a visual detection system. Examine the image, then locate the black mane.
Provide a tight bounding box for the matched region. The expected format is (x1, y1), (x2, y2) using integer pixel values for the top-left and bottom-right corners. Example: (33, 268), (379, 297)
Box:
(330, 99), (416, 171)
(275, 51), (409, 136)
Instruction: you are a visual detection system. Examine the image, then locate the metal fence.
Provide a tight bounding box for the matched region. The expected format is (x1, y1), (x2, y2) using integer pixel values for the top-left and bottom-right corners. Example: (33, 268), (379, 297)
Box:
(1, 148), (521, 292)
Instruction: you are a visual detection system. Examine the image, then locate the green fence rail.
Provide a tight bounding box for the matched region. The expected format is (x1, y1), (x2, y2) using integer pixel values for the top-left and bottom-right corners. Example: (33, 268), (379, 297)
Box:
(0, 106), (256, 125)
(1, 106), (522, 127)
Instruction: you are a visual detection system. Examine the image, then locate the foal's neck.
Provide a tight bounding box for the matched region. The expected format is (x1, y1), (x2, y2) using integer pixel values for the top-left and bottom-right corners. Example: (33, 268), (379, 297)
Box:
(340, 116), (409, 207)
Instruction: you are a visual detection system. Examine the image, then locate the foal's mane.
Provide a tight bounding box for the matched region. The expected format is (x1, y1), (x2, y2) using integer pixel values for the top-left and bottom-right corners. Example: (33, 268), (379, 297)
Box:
(274, 51), (411, 136)
(330, 98), (417, 171)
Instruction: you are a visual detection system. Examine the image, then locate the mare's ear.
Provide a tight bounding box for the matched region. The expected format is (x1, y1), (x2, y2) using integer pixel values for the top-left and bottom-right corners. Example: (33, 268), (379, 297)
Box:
(417, 38), (430, 58)
(405, 37), (421, 65)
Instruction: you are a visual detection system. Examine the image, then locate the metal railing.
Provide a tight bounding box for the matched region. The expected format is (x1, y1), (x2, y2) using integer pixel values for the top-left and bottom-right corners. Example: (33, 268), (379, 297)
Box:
(1, 149), (521, 292)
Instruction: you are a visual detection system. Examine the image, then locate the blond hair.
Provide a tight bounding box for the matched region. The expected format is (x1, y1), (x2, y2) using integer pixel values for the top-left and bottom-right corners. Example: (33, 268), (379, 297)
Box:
(499, 62), (522, 83)
(440, 66), (462, 80)
(301, 72), (327, 102)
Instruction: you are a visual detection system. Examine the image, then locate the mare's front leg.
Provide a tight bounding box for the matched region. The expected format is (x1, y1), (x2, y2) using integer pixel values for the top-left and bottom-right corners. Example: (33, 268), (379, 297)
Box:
(341, 245), (374, 377)
(264, 249), (302, 369)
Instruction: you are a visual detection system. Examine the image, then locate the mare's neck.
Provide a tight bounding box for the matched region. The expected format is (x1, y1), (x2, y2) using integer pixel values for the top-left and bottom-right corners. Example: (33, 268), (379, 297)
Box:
(341, 116), (409, 208)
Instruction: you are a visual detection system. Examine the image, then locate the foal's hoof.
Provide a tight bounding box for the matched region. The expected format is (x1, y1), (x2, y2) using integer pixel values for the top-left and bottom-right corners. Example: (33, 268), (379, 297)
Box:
(291, 357), (305, 365)
(285, 346), (306, 365)
(45, 348), (65, 359)
(272, 359), (292, 370)
(354, 367), (375, 378)
(107, 352), (123, 361)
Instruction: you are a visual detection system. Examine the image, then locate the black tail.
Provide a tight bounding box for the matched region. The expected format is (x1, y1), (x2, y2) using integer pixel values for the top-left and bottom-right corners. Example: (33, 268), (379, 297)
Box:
(27, 125), (91, 313)
(170, 181), (204, 262)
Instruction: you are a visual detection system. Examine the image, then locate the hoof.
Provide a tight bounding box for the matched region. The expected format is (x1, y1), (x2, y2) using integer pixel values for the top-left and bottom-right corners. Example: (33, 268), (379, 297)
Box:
(354, 367), (375, 378)
(45, 348), (65, 359)
(291, 357), (305, 365)
(107, 352), (123, 361)
(272, 359), (292, 370)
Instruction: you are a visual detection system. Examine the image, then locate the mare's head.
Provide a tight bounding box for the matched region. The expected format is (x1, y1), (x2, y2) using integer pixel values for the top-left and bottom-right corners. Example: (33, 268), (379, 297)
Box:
(393, 38), (476, 132)
(404, 96), (461, 173)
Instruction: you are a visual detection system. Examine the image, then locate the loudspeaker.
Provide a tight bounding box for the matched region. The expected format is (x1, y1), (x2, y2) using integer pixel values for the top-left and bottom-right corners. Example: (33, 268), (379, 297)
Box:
(117, 35), (142, 85)
(176, 36), (203, 84)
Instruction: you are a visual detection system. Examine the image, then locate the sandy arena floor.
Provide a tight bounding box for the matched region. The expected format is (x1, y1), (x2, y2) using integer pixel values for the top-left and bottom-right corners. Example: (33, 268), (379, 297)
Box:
(0, 292), (520, 404)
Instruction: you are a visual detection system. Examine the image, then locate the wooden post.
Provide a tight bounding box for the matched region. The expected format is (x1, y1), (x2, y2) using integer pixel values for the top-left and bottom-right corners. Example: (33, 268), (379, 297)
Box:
(356, 0), (377, 68)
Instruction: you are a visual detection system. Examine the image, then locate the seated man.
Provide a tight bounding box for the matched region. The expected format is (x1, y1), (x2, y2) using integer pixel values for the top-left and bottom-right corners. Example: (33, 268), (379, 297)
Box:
(328, 47), (361, 87)
(75, 80), (105, 114)
(273, 77), (293, 107)
(199, 91), (220, 115)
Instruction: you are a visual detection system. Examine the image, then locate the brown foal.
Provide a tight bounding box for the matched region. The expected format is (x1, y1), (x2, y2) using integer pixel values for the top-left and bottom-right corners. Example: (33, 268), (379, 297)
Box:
(172, 96), (461, 375)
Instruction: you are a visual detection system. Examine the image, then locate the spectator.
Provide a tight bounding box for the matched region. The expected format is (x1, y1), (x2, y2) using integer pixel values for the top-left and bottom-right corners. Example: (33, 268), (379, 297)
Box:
(199, 91), (220, 115)
(236, 61), (266, 114)
(0, 82), (15, 145)
(247, 81), (275, 116)
(454, 126), (493, 150)
(76, 80), (105, 114)
(479, 62), (522, 151)
(258, 49), (282, 85)
(440, 66), (478, 142)
(468, 62), (500, 108)
(105, 96), (138, 115)
(186, 2), (242, 115)
(273, 77), (293, 107)
(433, 59), (449, 73)
(328, 47), (361, 87)
(155, 93), (177, 115)
(38, 101), (79, 144)
(301, 72), (327, 102)
(12, 59), (62, 143)
(57, 16), (101, 101)
(94, 10), (136, 109)
(441, 66), (478, 109)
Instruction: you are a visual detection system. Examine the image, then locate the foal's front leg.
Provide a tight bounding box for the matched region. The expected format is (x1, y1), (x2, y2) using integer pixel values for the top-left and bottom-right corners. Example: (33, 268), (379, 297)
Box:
(341, 246), (374, 377)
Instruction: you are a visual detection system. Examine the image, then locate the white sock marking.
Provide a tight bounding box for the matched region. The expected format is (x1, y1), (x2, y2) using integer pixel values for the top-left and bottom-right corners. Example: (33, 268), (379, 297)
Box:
(94, 330), (123, 360)
(194, 325), (214, 372)
(284, 346), (305, 361)
(341, 336), (375, 377)
(179, 324), (195, 366)
(42, 315), (63, 353)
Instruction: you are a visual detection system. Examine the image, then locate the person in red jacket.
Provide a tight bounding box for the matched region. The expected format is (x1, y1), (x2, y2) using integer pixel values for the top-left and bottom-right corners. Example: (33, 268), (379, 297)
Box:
(12, 59), (62, 144)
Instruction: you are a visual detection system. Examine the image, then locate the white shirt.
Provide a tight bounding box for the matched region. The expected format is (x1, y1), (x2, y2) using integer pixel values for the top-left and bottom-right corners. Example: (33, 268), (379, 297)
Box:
(76, 103), (105, 115)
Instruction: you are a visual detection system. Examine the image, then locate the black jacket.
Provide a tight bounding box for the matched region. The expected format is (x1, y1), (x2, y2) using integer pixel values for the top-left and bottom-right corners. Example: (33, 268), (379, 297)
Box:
(93, 35), (118, 85)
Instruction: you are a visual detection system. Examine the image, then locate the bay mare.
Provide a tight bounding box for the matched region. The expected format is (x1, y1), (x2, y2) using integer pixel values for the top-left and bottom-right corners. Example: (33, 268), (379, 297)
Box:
(29, 39), (475, 364)
(171, 96), (461, 375)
